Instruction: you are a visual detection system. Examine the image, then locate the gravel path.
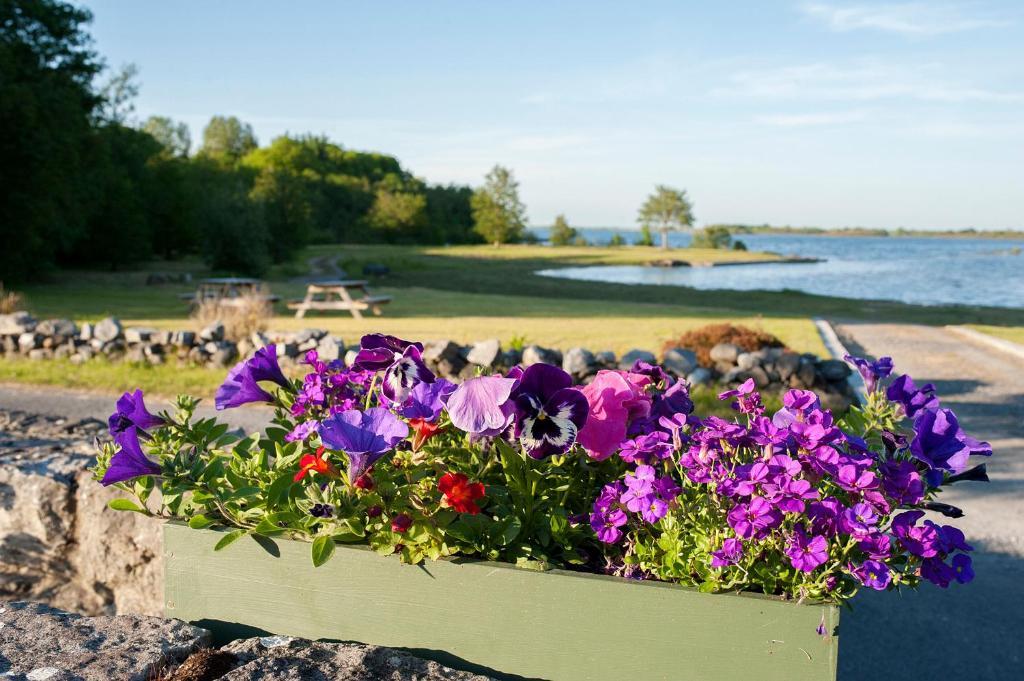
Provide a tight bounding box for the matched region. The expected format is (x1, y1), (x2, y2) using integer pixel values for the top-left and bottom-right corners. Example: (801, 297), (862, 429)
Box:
(834, 322), (1024, 681)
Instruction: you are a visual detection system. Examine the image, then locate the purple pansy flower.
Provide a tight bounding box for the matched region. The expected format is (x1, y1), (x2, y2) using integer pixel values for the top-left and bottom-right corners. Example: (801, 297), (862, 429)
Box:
(843, 354), (894, 393)
(395, 378), (456, 421)
(108, 389), (166, 437)
(511, 364), (588, 459)
(351, 333), (421, 370)
(445, 374), (519, 436)
(352, 334), (434, 403)
(711, 538), (744, 568)
(101, 427), (162, 485)
(319, 407), (409, 481)
(785, 526), (829, 573)
(216, 345), (290, 410)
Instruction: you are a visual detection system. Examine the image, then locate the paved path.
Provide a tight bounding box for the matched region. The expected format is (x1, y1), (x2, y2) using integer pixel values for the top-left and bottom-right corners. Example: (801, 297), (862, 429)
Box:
(834, 322), (1024, 681)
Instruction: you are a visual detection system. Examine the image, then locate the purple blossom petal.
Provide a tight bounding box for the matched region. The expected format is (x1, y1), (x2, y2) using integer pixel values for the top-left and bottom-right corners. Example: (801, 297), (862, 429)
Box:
(101, 427), (161, 485)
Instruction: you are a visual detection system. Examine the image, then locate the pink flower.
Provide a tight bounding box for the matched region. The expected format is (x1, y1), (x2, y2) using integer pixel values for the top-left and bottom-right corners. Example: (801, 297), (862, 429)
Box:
(577, 370), (652, 460)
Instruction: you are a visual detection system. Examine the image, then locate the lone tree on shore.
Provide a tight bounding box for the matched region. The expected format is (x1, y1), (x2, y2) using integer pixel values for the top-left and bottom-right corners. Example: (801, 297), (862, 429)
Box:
(549, 214), (578, 246)
(637, 185), (694, 249)
(471, 165), (527, 245)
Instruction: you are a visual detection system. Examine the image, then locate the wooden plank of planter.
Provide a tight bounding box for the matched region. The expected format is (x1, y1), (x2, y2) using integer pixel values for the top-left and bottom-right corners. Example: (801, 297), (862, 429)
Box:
(165, 523), (839, 681)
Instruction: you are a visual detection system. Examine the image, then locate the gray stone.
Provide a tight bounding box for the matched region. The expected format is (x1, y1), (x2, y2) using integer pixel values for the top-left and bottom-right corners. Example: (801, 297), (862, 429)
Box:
(124, 327), (157, 344)
(709, 342), (741, 364)
(466, 338), (502, 368)
(199, 322), (225, 343)
(35, 319), (77, 338)
(219, 636), (494, 681)
(93, 318), (122, 343)
(662, 348), (698, 376)
(17, 332), (40, 352)
(748, 366), (771, 388)
(27, 348), (52, 361)
(423, 339), (463, 364)
(686, 367), (713, 386)
(594, 350), (617, 366)
(776, 352), (801, 380)
(618, 348), (656, 370)
(151, 330), (171, 346)
(78, 322), (93, 341)
(250, 331), (270, 349)
(315, 335), (344, 362)
(521, 345), (562, 367)
(793, 359), (817, 388)
(292, 328), (318, 344)
(562, 347), (596, 377)
(736, 351), (765, 371)
(344, 349), (360, 367)
(819, 359), (852, 382)
(0, 601), (208, 681)
(0, 312), (36, 336)
(208, 342), (238, 368)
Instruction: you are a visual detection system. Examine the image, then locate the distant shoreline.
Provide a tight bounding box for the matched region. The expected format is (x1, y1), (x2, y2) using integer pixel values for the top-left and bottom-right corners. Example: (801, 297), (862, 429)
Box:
(530, 226), (1024, 241)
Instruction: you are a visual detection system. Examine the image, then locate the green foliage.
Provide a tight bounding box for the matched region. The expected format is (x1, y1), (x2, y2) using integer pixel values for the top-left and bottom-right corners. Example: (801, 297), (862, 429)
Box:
(637, 185), (694, 249)
(143, 115), (190, 157)
(471, 165), (527, 245)
(637, 224), (655, 246)
(690, 226), (732, 250)
(548, 214), (578, 247)
(608, 233), (626, 247)
(200, 115), (257, 163)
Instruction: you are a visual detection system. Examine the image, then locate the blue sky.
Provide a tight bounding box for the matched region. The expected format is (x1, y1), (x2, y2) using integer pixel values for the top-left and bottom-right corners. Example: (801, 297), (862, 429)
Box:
(84, 1), (1023, 230)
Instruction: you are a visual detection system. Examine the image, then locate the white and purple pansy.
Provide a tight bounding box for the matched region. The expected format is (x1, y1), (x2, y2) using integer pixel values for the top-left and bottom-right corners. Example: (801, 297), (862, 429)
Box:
(352, 334), (435, 403)
(511, 364), (588, 459)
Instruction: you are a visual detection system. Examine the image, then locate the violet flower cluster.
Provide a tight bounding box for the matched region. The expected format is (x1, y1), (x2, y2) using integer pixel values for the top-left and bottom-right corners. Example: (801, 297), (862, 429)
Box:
(94, 332), (991, 605)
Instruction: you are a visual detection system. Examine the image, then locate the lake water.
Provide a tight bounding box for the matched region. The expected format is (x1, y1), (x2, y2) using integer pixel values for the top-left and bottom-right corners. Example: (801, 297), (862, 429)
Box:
(530, 228), (1024, 309)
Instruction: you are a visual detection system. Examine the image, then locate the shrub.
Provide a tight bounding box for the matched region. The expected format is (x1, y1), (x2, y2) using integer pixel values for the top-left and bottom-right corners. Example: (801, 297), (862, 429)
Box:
(191, 288), (273, 342)
(690, 226), (732, 249)
(662, 323), (785, 366)
(0, 283), (24, 314)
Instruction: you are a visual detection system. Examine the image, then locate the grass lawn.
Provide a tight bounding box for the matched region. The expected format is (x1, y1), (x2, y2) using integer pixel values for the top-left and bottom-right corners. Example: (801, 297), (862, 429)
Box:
(966, 325), (1024, 346)
(7, 242), (1022, 396)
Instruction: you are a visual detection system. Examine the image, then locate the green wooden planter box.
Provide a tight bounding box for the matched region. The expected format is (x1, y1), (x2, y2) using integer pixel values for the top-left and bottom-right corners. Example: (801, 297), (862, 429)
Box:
(164, 523), (840, 681)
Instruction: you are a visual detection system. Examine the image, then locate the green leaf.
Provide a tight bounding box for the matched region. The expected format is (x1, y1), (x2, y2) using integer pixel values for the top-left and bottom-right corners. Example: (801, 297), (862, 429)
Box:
(107, 498), (147, 514)
(265, 473), (294, 507)
(497, 516), (523, 546)
(188, 514), (215, 529)
(214, 529), (247, 551)
(311, 535), (336, 567)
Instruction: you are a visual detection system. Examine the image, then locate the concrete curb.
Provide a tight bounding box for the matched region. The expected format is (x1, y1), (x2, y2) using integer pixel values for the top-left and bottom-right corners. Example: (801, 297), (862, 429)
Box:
(945, 325), (1024, 362)
(813, 317), (867, 401)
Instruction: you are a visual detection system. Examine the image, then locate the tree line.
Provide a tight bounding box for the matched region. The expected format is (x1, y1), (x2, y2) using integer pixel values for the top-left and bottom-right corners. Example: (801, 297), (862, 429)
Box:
(0, 0), (490, 283)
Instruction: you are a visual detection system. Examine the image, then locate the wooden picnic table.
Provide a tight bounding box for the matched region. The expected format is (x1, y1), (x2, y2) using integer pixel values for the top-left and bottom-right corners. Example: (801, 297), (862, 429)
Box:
(287, 280), (392, 319)
(179, 278), (280, 307)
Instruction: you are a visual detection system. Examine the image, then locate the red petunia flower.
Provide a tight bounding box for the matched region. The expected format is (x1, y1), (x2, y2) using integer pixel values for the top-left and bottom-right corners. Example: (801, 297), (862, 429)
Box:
(438, 472), (486, 514)
(294, 446), (340, 482)
(409, 417), (443, 451)
(391, 513), (413, 533)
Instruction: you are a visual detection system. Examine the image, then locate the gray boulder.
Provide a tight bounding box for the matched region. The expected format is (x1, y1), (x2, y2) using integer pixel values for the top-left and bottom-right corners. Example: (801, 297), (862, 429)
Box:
(17, 332), (40, 352)
(171, 330), (196, 347)
(93, 317), (122, 343)
(662, 348), (698, 376)
(36, 319), (77, 338)
(594, 350), (617, 367)
(79, 322), (93, 341)
(521, 345), (562, 367)
(218, 635), (494, 680)
(818, 359), (852, 382)
(686, 367), (713, 386)
(466, 338), (502, 368)
(709, 343), (741, 364)
(562, 347), (596, 377)
(423, 340), (467, 377)
(0, 601), (208, 681)
(344, 349), (360, 367)
(776, 352), (801, 381)
(736, 351), (765, 371)
(315, 335), (344, 362)
(199, 322), (225, 343)
(0, 312), (36, 336)
(619, 348), (656, 370)
(124, 327), (157, 344)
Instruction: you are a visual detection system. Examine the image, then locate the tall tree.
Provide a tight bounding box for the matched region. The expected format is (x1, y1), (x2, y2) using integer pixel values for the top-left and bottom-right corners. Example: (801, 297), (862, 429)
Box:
(94, 62), (139, 125)
(199, 115), (257, 162)
(0, 0), (102, 282)
(548, 214), (578, 246)
(470, 165), (527, 246)
(143, 115), (191, 157)
(637, 185), (694, 250)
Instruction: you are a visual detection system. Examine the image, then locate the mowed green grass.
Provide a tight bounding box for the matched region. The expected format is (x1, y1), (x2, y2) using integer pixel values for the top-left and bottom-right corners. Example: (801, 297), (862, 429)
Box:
(966, 325), (1024, 346)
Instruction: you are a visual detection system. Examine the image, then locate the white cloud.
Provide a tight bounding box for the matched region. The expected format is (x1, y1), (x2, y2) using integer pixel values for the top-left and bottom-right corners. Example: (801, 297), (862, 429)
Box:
(719, 60), (1024, 103)
(755, 110), (868, 126)
(799, 2), (1009, 36)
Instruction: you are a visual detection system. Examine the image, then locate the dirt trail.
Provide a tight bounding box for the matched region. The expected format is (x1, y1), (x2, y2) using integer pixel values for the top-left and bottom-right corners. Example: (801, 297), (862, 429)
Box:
(834, 322), (1023, 680)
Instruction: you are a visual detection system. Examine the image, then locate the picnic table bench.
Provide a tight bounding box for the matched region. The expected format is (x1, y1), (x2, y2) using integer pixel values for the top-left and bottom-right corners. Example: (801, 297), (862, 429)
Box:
(287, 280), (392, 319)
(179, 278), (280, 307)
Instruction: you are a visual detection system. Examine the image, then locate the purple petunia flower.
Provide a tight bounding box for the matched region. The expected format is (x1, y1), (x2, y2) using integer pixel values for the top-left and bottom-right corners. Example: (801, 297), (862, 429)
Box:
(511, 364), (588, 459)
(711, 537), (744, 568)
(101, 427), (162, 485)
(886, 375), (940, 419)
(785, 526), (829, 573)
(851, 559), (891, 590)
(108, 389), (166, 437)
(445, 374), (519, 436)
(843, 354), (894, 393)
(216, 345), (290, 410)
(319, 407), (409, 481)
(910, 408), (991, 480)
(880, 460), (925, 505)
